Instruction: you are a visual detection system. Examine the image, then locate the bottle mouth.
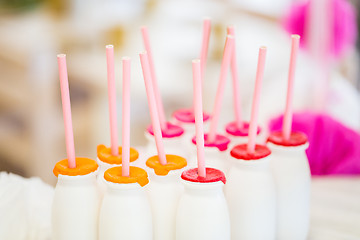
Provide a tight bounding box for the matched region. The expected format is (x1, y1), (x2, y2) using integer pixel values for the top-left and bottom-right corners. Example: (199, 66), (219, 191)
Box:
(230, 144), (271, 161)
(172, 108), (211, 123)
(146, 154), (187, 176)
(146, 122), (184, 138)
(267, 131), (308, 147)
(97, 144), (139, 164)
(181, 167), (226, 184)
(53, 157), (98, 177)
(104, 166), (149, 187)
(192, 133), (230, 152)
(225, 121), (261, 137)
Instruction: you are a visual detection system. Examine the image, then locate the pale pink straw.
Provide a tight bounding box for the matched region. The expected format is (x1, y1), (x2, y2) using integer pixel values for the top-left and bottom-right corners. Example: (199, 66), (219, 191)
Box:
(140, 52), (167, 165)
(122, 57), (131, 177)
(200, 18), (211, 83)
(57, 54), (76, 168)
(106, 45), (119, 156)
(306, 0), (332, 110)
(227, 26), (243, 129)
(247, 47), (267, 153)
(141, 26), (167, 130)
(207, 35), (235, 143)
(193, 59), (206, 177)
(282, 35), (300, 141)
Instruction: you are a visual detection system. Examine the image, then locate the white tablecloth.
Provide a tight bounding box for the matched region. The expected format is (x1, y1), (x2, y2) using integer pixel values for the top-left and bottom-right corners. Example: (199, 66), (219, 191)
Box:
(309, 177), (360, 240)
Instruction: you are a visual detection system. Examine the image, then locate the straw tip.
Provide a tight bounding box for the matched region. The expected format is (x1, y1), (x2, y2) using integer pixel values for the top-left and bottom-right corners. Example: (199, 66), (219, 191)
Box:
(122, 56), (130, 61)
(203, 17), (211, 21)
(57, 53), (66, 58)
(291, 34), (301, 39)
(106, 44), (114, 49)
(139, 52), (148, 60)
(260, 46), (267, 50)
(140, 26), (147, 31)
(227, 25), (235, 35)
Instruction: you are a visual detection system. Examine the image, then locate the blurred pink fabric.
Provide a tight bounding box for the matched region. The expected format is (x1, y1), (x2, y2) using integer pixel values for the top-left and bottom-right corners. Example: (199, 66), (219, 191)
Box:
(282, 0), (357, 58)
(269, 112), (360, 175)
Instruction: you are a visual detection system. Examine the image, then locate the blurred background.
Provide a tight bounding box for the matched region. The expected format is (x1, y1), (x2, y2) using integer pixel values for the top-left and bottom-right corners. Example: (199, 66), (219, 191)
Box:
(0, 0), (359, 185)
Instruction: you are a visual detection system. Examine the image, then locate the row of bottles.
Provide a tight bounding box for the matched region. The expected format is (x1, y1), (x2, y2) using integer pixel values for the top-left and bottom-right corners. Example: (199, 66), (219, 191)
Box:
(51, 128), (310, 240)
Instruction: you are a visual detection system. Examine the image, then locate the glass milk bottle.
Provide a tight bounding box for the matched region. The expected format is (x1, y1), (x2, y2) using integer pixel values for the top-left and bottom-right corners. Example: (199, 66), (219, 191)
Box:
(225, 144), (276, 240)
(96, 144), (139, 195)
(188, 134), (230, 174)
(146, 155), (187, 240)
(52, 158), (100, 240)
(267, 131), (310, 240)
(98, 166), (152, 240)
(176, 168), (231, 240)
(145, 123), (188, 159)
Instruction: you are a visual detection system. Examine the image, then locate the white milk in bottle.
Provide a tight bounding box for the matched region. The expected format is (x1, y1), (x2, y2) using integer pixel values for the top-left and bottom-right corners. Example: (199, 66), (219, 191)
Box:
(146, 154), (187, 240)
(225, 144), (276, 240)
(52, 157), (100, 240)
(267, 131), (310, 240)
(98, 166), (152, 240)
(176, 168), (231, 240)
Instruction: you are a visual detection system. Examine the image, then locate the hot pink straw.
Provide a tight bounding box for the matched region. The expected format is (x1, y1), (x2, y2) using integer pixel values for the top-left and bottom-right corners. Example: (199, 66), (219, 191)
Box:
(207, 35), (234, 143)
(57, 54), (76, 168)
(122, 57), (131, 177)
(282, 35), (300, 141)
(227, 26), (243, 129)
(193, 59), (206, 177)
(106, 45), (119, 156)
(140, 52), (167, 165)
(247, 47), (267, 153)
(200, 18), (211, 82)
(141, 26), (167, 130)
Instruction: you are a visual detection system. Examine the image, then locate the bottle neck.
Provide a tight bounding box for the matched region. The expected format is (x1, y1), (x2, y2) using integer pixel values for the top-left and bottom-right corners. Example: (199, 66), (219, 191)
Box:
(267, 142), (309, 154)
(97, 158), (120, 176)
(230, 155), (272, 171)
(104, 181), (143, 195)
(149, 168), (183, 183)
(57, 171), (97, 185)
(182, 179), (224, 196)
(191, 143), (225, 158)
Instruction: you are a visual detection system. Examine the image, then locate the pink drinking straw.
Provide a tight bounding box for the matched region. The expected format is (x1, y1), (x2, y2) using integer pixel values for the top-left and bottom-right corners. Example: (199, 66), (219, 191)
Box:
(193, 59), (206, 177)
(247, 47), (267, 153)
(306, 0), (332, 110)
(106, 45), (119, 156)
(282, 35), (300, 141)
(200, 17), (211, 83)
(141, 26), (167, 130)
(207, 35), (235, 143)
(140, 52), (167, 165)
(57, 54), (76, 168)
(227, 26), (243, 129)
(122, 57), (131, 177)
